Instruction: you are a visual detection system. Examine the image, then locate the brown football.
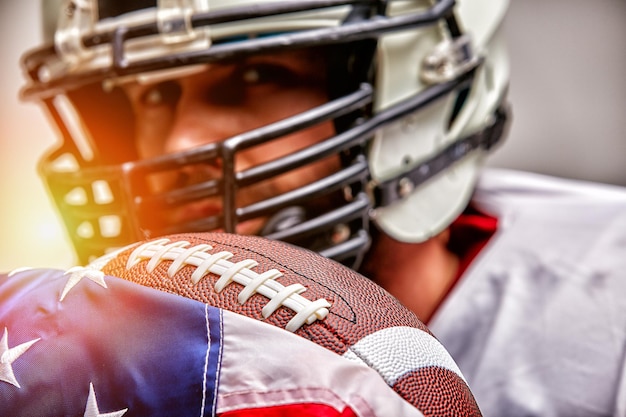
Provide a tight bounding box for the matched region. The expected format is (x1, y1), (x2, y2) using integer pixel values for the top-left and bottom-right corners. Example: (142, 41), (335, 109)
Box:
(92, 232), (481, 416)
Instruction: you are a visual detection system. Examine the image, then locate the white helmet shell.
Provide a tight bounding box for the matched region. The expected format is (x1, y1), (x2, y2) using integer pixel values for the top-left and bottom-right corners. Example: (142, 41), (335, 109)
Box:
(369, 0), (510, 241)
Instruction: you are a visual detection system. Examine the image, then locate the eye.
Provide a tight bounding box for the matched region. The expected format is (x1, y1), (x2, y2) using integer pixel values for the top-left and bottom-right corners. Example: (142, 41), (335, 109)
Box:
(238, 63), (298, 87)
(139, 81), (181, 107)
(204, 62), (300, 106)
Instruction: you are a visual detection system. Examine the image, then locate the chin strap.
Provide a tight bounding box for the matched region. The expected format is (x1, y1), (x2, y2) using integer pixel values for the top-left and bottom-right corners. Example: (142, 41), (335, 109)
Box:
(373, 105), (510, 208)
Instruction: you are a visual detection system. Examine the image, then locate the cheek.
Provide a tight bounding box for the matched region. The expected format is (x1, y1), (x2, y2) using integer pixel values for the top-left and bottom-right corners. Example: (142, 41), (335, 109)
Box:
(133, 107), (175, 159)
(238, 87), (334, 165)
(237, 121), (336, 170)
(236, 121), (340, 201)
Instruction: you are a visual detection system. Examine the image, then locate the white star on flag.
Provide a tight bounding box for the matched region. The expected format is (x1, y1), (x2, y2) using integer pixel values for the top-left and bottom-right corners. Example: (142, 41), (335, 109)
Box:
(7, 267), (35, 277)
(84, 382), (128, 417)
(0, 328), (40, 388)
(61, 266), (108, 301)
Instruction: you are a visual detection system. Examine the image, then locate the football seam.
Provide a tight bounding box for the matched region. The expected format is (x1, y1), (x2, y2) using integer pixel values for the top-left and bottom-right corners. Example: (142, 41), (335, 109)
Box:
(195, 238), (360, 352)
(202, 238), (358, 325)
(124, 238), (332, 332)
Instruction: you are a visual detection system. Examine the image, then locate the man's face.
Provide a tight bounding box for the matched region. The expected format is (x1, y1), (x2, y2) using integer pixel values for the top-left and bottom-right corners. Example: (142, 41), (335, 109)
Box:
(121, 47), (339, 235)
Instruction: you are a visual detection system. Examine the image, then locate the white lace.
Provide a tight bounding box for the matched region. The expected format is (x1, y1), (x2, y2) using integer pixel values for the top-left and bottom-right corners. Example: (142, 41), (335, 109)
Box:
(126, 238), (331, 332)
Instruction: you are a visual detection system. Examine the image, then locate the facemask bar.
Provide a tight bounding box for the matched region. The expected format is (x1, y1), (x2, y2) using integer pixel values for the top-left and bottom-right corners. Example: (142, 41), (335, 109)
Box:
(21, 0), (457, 99)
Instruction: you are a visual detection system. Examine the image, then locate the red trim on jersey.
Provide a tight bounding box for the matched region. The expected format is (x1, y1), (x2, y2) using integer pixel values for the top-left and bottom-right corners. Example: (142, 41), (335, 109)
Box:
(448, 206), (498, 280)
(220, 403), (358, 417)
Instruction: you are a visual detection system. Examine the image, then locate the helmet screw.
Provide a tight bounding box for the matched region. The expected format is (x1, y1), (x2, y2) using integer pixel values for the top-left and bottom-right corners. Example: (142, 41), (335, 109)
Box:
(37, 65), (51, 83)
(331, 224), (351, 244)
(398, 177), (415, 198)
(343, 186), (354, 202)
(65, 2), (77, 17)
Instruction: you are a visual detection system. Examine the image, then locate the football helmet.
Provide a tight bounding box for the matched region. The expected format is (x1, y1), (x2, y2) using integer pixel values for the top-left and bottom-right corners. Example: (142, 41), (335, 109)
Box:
(21, 0), (510, 267)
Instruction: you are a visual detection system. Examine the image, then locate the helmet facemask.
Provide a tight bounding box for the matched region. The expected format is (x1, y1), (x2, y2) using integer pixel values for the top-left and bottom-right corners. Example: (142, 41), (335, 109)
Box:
(22, 0), (510, 267)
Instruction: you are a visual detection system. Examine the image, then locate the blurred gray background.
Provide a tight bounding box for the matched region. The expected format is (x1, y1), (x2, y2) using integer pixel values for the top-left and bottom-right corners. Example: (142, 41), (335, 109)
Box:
(491, 0), (626, 185)
(0, 0), (625, 271)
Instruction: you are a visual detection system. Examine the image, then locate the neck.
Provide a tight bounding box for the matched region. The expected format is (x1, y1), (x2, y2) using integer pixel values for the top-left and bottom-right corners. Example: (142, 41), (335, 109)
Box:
(359, 229), (459, 323)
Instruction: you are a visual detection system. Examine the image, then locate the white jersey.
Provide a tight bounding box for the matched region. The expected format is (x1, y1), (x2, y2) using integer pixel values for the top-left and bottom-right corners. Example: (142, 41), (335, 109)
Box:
(429, 169), (626, 417)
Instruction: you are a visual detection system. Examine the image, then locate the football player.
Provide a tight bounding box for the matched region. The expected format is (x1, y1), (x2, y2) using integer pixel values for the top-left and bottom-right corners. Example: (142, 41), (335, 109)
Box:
(16, 0), (626, 415)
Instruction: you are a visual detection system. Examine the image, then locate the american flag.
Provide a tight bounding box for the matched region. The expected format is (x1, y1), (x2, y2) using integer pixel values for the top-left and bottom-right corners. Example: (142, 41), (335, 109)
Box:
(1, 267), (431, 416)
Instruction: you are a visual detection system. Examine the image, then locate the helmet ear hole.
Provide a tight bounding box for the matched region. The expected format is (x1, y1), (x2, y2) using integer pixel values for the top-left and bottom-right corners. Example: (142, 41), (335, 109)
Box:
(447, 86), (471, 129)
(66, 83), (136, 164)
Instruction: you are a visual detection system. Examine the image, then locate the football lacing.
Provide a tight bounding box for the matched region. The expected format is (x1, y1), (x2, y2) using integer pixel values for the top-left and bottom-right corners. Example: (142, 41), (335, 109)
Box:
(125, 238), (331, 332)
